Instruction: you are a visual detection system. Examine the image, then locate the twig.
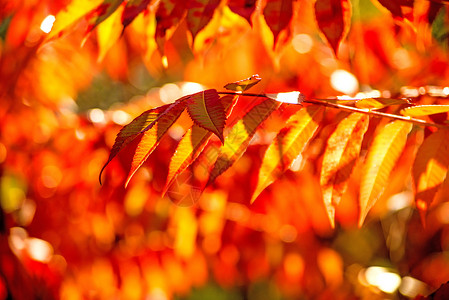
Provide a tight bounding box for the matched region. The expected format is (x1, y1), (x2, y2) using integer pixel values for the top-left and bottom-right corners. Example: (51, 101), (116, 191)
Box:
(217, 91), (449, 129)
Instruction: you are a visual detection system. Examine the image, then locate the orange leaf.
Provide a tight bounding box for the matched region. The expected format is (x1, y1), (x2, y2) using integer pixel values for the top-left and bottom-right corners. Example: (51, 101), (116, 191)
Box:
(186, 0), (221, 41)
(412, 130), (449, 224)
(155, 0), (187, 54)
(100, 103), (173, 183)
(315, 0), (351, 56)
(320, 113), (369, 228)
(252, 106), (324, 203)
(186, 89), (225, 143)
(165, 95), (238, 193)
(85, 0), (125, 33)
(223, 74), (262, 92)
(401, 105), (449, 117)
(207, 98), (281, 185)
(263, 0), (294, 45)
(359, 121), (412, 226)
(355, 98), (409, 110)
(126, 100), (188, 186)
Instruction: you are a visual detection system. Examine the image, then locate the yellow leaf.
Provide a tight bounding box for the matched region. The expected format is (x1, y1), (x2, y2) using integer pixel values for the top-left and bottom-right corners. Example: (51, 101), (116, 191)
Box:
(412, 130), (449, 224)
(320, 113), (369, 228)
(251, 106), (324, 203)
(47, 0), (103, 40)
(97, 4), (124, 61)
(359, 121), (412, 226)
(207, 98), (281, 185)
(401, 105), (449, 117)
(355, 98), (409, 110)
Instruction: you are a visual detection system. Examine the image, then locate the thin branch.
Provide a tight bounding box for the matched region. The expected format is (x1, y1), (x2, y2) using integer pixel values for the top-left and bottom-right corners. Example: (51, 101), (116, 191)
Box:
(217, 91), (449, 129)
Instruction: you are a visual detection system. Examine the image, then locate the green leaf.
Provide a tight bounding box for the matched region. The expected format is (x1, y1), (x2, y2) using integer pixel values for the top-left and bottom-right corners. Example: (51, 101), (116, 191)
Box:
(207, 98), (281, 185)
(186, 89), (225, 143)
(223, 74), (261, 92)
(252, 106), (324, 203)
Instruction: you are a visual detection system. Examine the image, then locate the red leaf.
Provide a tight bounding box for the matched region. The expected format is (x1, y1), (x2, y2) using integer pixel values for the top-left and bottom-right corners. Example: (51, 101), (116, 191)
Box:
(186, 0), (221, 41)
(186, 89), (225, 143)
(223, 74), (262, 92)
(126, 100), (188, 186)
(155, 0), (187, 54)
(375, 0), (412, 19)
(121, 0), (151, 29)
(315, 0), (351, 56)
(228, 0), (256, 25)
(263, 0), (294, 45)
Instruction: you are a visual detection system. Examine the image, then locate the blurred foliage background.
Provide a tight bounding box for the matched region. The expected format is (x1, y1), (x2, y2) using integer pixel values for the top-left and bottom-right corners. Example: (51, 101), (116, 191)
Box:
(1, 0), (449, 299)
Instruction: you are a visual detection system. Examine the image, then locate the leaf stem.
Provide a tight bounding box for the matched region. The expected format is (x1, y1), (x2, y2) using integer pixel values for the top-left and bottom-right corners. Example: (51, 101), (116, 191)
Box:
(217, 91), (449, 129)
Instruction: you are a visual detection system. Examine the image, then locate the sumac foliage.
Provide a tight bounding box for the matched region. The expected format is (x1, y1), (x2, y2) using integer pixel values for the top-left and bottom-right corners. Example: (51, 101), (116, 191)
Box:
(4, 0), (449, 299)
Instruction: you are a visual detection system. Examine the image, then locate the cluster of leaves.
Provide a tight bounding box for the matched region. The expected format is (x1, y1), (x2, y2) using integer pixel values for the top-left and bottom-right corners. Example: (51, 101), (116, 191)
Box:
(48, 0), (449, 57)
(101, 75), (449, 227)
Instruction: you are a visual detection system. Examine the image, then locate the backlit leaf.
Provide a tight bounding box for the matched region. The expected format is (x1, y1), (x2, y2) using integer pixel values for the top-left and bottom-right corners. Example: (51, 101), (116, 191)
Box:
(263, 0), (293, 45)
(252, 106), (324, 203)
(97, 3), (123, 61)
(320, 113), (369, 228)
(126, 100), (188, 186)
(85, 0), (125, 33)
(375, 0), (413, 19)
(315, 0), (351, 56)
(99, 103), (173, 183)
(265, 92), (306, 104)
(355, 98), (409, 110)
(401, 105), (449, 117)
(155, 0), (187, 54)
(207, 98), (281, 185)
(186, 0), (221, 41)
(412, 130), (449, 224)
(165, 95), (238, 193)
(359, 121), (412, 226)
(186, 89), (225, 143)
(121, 0), (151, 29)
(47, 0), (103, 40)
(223, 74), (262, 92)
(228, 0), (256, 25)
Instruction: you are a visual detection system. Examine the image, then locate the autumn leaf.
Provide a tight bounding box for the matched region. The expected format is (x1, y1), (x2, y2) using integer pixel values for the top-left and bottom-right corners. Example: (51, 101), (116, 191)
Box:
(207, 98), (281, 186)
(263, 0), (294, 45)
(359, 121), (412, 226)
(97, 3), (124, 61)
(47, 0), (103, 40)
(252, 106), (324, 203)
(85, 0), (125, 33)
(315, 0), (351, 56)
(228, 0), (256, 25)
(186, 89), (225, 143)
(320, 113), (369, 228)
(355, 98), (409, 110)
(126, 100), (188, 186)
(165, 95), (238, 193)
(412, 130), (449, 224)
(186, 0), (221, 41)
(155, 0), (187, 54)
(223, 74), (262, 92)
(374, 0), (412, 19)
(401, 105), (449, 117)
(100, 103), (173, 183)
(121, 0), (151, 29)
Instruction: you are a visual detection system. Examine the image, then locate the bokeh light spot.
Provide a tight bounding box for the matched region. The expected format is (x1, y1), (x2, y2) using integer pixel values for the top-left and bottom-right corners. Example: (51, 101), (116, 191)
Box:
(292, 34), (313, 54)
(330, 69), (359, 95)
(40, 15), (56, 34)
